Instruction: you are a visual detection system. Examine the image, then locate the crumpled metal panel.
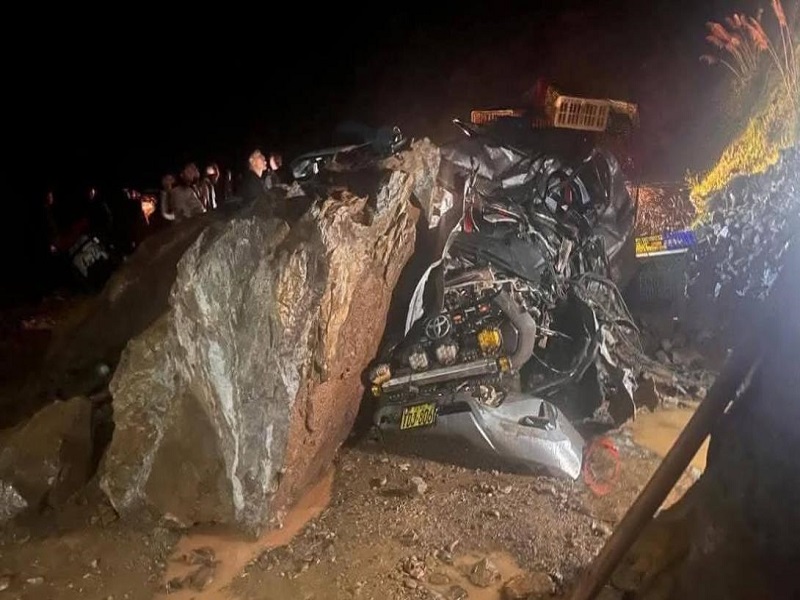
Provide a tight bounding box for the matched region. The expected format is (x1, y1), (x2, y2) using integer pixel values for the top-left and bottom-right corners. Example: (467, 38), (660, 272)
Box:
(375, 392), (585, 479)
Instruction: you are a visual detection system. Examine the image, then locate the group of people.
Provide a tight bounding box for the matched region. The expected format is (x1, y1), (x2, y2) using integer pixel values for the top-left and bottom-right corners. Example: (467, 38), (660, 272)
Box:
(41, 147), (287, 289)
(159, 149), (284, 222)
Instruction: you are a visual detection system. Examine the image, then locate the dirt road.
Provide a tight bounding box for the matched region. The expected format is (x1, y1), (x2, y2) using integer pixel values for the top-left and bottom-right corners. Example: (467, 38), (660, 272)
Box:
(0, 413), (699, 600)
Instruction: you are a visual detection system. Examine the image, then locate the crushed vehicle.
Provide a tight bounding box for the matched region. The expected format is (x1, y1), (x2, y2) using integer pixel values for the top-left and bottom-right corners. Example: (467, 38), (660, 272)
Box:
(367, 117), (639, 480)
(290, 123), (408, 181)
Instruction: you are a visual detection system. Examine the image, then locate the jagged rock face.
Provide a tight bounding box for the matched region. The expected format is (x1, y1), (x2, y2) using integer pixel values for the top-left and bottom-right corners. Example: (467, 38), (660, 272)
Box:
(0, 397), (94, 517)
(100, 165), (420, 533)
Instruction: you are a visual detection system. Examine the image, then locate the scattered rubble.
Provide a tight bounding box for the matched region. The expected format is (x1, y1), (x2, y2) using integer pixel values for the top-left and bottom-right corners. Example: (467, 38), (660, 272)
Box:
(502, 571), (556, 599)
(686, 145), (800, 343)
(0, 397), (94, 516)
(469, 557), (501, 587)
(409, 476), (428, 496)
(400, 555), (427, 581)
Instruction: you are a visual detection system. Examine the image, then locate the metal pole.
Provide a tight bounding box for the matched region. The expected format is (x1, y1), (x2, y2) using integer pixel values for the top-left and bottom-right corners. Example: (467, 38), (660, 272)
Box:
(569, 339), (761, 600)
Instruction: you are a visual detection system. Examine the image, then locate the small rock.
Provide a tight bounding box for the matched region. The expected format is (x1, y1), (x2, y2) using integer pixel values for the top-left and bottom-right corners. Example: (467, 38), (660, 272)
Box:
(186, 565), (216, 591)
(435, 550), (454, 565)
(398, 463), (411, 472)
(447, 585), (469, 600)
(469, 558), (500, 588)
(477, 483), (494, 494)
(370, 476), (388, 488)
(502, 572), (555, 599)
(409, 476), (427, 496)
(26, 576), (44, 586)
(500, 485), (513, 494)
(0, 576), (10, 591)
(400, 556), (426, 580)
(485, 509), (501, 518)
(429, 572), (451, 585)
(535, 483), (557, 497)
(90, 559), (100, 569)
(591, 521), (613, 537)
(183, 546), (217, 567)
(404, 578), (418, 589)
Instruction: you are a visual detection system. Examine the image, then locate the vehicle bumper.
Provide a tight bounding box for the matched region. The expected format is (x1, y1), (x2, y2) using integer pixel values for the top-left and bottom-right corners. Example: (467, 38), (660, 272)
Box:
(374, 391), (585, 480)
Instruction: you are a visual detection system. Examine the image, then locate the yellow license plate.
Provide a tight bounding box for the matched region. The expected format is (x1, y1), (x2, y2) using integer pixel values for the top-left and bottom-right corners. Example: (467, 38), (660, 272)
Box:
(400, 402), (437, 430)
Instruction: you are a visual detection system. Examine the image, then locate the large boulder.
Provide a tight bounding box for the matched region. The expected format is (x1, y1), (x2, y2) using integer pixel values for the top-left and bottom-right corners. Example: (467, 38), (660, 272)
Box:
(99, 158), (422, 533)
(0, 396), (94, 516)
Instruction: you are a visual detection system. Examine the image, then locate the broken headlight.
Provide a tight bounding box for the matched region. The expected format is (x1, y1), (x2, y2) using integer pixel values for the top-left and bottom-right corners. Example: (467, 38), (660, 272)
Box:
(369, 363), (392, 385)
(407, 345), (430, 371)
(435, 341), (459, 366)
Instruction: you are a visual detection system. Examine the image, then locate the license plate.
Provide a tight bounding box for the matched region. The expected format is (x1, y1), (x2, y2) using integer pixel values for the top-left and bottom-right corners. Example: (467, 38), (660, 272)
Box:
(400, 402), (437, 430)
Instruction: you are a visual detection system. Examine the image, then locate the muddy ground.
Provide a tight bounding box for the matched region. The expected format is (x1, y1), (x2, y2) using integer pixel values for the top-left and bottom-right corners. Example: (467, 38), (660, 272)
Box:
(0, 402), (702, 600)
(0, 273), (710, 600)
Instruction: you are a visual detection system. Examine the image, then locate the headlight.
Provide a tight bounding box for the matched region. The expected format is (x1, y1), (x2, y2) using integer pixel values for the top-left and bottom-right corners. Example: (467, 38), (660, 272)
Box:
(497, 356), (512, 372)
(369, 363), (392, 385)
(407, 345), (429, 371)
(477, 328), (502, 354)
(435, 341), (459, 365)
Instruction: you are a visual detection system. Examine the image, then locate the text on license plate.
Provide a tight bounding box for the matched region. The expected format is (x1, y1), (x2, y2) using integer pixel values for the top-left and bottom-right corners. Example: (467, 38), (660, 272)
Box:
(400, 402), (437, 430)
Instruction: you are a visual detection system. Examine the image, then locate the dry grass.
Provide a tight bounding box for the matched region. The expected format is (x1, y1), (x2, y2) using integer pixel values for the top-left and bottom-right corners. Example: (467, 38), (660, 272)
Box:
(690, 0), (799, 216)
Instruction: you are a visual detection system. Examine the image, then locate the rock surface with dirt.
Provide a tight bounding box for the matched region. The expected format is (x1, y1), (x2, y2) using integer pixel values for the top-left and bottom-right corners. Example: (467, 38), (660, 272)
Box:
(98, 152), (425, 533)
(0, 396), (94, 518)
(685, 145), (800, 347)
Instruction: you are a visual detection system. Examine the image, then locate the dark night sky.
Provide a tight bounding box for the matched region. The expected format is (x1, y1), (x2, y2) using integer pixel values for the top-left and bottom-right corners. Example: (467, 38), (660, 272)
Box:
(10, 0), (738, 186)
(4, 0), (755, 303)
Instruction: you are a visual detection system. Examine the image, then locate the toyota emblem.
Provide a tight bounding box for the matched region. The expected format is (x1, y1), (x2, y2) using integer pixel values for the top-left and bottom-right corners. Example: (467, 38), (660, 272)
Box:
(425, 314), (452, 340)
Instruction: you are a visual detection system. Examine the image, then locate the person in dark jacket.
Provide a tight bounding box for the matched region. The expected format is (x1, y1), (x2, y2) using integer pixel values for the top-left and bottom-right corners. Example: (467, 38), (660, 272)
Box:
(171, 163), (206, 221)
(237, 149), (269, 204)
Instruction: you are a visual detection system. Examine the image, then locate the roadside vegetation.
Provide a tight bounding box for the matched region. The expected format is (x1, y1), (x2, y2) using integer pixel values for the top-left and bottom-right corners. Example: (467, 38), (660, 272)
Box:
(690, 0), (798, 215)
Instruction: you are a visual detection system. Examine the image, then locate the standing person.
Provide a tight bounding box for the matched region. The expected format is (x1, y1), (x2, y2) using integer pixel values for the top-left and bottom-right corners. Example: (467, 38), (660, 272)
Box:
(85, 186), (114, 247)
(200, 163), (220, 210)
(170, 163), (206, 221)
(159, 173), (176, 222)
(264, 152), (284, 189)
(223, 168), (235, 205)
(237, 149), (269, 204)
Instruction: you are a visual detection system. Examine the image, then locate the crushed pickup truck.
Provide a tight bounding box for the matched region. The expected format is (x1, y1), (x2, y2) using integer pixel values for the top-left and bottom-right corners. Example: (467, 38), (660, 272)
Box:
(367, 117), (641, 479)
